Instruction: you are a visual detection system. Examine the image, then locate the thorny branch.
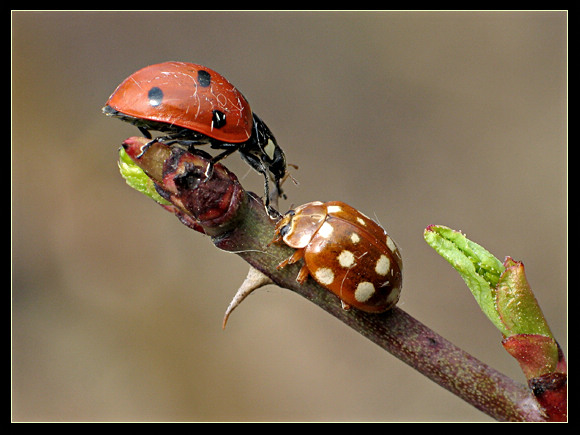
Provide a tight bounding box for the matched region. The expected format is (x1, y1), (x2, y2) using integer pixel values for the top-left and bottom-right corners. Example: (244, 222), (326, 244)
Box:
(119, 137), (562, 421)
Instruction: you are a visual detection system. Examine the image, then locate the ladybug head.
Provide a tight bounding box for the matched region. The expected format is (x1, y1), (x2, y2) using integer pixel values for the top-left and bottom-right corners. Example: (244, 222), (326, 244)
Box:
(278, 210), (296, 237)
(239, 113), (287, 200)
(251, 113), (286, 182)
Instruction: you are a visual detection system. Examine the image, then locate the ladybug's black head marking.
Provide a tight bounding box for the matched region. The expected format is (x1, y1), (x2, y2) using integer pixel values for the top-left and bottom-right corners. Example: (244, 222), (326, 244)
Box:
(279, 222), (292, 238)
(238, 113), (287, 211)
(251, 113), (286, 183)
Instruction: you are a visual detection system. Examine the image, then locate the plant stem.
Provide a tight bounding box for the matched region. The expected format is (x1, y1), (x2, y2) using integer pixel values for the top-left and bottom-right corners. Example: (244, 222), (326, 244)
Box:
(337, 307), (545, 421)
(120, 139), (549, 421)
(213, 194), (547, 422)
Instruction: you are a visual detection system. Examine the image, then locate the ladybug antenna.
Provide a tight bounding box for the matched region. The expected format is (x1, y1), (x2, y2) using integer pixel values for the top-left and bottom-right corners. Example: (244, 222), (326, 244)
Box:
(281, 163), (300, 187)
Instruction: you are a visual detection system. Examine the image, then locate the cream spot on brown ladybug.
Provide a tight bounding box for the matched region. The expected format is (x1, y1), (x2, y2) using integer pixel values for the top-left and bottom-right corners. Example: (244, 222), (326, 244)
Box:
(314, 267), (334, 285)
(356, 217), (366, 226)
(358, 210), (371, 220)
(354, 282), (375, 302)
(297, 232), (313, 247)
(318, 221), (334, 239)
(386, 287), (400, 305)
(350, 232), (361, 244)
(327, 205), (342, 213)
(337, 250), (355, 268)
(386, 236), (397, 252)
(375, 254), (390, 276)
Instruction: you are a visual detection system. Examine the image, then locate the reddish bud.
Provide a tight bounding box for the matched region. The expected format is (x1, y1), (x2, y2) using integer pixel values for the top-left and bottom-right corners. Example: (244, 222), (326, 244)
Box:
(528, 372), (567, 421)
(122, 137), (247, 237)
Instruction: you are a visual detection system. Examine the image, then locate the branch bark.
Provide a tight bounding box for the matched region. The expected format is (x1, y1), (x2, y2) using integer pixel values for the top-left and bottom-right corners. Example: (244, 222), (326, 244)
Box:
(120, 137), (551, 421)
(214, 193), (547, 422)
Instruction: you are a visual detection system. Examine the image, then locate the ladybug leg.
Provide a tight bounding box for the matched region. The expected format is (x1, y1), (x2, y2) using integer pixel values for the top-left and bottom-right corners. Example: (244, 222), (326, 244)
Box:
(268, 232), (283, 246)
(136, 138), (158, 159)
(130, 123), (158, 158)
(287, 249), (305, 265)
(262, 174), (272, 210)
(156, 130), (210, 150)
(277, 249), (305, 271)
(340, 301), (352, 310)
(295, 264), (310, 284)
(183, 148), (216, 180)
(138, 126), (152, 139)
(161, 138), (208, 151)
(190, 147), (238, 180)
(238, 151), (274, 208)
(209, 147), (238, 167)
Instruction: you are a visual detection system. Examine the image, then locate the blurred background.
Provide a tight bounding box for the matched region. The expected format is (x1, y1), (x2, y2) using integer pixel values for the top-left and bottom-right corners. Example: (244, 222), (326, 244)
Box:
(12, 11), (567, 421)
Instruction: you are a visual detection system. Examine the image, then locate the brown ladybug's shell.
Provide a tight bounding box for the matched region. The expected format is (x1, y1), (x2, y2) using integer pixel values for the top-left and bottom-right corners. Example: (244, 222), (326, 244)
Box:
(274, 201), (402, 313)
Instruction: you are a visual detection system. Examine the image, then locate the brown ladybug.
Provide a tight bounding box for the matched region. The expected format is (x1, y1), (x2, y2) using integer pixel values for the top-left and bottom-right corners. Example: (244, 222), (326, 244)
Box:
(272, 201), (402, 313)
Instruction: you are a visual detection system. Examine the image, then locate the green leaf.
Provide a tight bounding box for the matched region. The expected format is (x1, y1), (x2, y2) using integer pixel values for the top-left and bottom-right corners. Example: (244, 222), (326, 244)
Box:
(118, 147), (171, 206)
(424, 225), (508, 335)
(424, 225), (557, 342)
(425, 225), (563, 384)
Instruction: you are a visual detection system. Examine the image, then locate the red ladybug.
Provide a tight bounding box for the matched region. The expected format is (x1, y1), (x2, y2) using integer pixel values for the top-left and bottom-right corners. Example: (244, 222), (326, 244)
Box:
(103, 61), (286, 209)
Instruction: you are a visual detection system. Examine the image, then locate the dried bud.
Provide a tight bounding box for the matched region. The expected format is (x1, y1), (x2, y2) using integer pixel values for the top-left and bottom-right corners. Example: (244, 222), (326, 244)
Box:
(121, 137), (247, 237)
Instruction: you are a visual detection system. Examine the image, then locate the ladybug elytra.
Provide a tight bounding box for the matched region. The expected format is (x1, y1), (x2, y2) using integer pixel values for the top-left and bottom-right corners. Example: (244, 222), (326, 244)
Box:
(272, 201), (402, 313)
(103, 61), (286, 209)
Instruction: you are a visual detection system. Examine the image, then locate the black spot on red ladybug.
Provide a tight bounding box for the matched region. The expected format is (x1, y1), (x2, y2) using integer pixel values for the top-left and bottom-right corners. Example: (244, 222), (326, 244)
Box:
(198, 70), (212, 87)
(148, 87), (164, 107)
(212, 110), (227, 129)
